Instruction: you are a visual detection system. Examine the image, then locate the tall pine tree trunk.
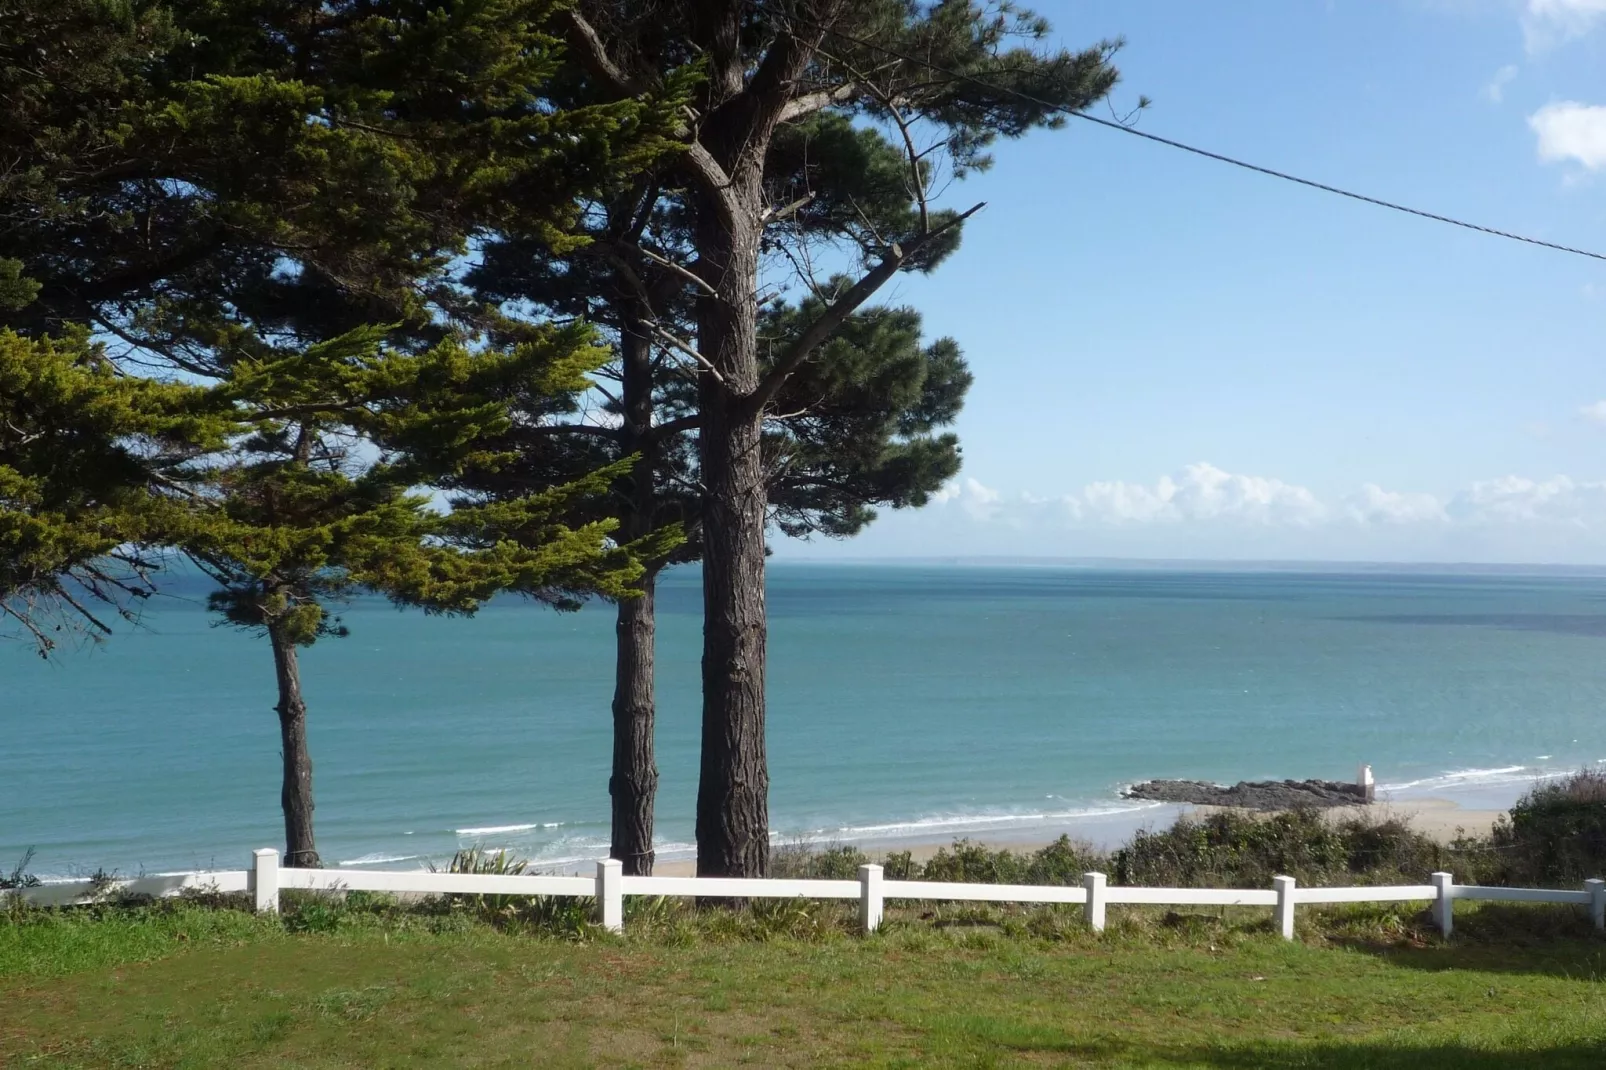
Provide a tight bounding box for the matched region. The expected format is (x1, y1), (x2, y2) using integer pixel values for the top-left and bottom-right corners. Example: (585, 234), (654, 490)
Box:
(269, 623), (319, 867)
(610, 327), (660, 875)
(694, 195), (770, 878)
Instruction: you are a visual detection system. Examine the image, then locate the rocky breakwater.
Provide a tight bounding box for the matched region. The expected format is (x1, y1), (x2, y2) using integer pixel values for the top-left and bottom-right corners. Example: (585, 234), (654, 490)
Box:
(1122, 778), (1372, 811)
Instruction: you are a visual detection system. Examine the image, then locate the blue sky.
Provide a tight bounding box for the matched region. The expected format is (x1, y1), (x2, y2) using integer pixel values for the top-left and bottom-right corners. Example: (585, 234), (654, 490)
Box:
(777, 0), (1606, 564)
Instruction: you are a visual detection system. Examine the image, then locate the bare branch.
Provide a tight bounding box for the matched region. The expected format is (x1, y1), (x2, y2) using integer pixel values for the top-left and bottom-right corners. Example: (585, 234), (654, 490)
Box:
(639, 245), (717, 296)
(774, 234), (829, 301)
(679, 143), (740, 224)
(590, 381), (625, 411)
(778, 83), (858, 122)
(746, 202), (985, 417)
(646, 413), (701, 443)
(51, 581), (115, 637)
(762, 192), (816, 224)
(518, 423), (622, 441)
(645, 322), (727, 386)
(0, 597), (55, 656)
(600, 249), (653, 306)
(562, 10), (638, 97)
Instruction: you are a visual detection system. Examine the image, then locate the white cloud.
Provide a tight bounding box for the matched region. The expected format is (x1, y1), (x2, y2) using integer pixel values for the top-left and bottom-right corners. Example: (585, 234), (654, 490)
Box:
(1449, 474), (1606, 525)
(1580, 400), (1606, 423)
(1482, 64), (1519, 103)
(931, 477), (1003, 521)
(1524, 0), (1606, 50)
(1530, 102), (1606, 170)
(928, 465), (1606, 540)
(1081, 463), (1328, 526)
(1344, 484), (1449, 525)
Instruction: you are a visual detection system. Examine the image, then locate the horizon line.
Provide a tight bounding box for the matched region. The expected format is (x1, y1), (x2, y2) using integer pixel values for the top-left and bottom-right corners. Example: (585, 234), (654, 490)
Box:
(764, 555), (1606, 575)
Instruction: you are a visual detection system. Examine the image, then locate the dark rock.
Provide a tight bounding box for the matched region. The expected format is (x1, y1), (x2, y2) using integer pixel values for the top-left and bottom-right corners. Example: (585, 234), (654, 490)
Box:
(1121, 778), (1370, 811)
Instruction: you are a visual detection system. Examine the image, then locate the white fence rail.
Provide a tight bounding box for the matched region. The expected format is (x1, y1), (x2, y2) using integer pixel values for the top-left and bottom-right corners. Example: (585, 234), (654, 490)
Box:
(10, 848), (1605, 941)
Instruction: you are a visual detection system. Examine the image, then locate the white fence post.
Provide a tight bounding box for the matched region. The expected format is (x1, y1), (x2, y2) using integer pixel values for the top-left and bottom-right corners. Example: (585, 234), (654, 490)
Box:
(1587, 879), (1605, 931)
(859, 863), (884, 933)
(1431, 871), (1454, 937)
(1273, 875), (1296, 940)
(252, 848), (280, 915)
(1083, 871), (1107, 933)
(596, 859), (623, 933)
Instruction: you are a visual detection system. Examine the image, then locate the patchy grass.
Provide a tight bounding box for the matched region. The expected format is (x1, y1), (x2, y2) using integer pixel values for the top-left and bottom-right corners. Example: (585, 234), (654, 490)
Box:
(3, 896), (1605, 1068)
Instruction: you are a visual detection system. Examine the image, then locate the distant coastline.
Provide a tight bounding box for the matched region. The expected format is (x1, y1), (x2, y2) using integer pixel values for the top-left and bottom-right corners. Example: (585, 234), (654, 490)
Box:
(774, 555), (1606, 576)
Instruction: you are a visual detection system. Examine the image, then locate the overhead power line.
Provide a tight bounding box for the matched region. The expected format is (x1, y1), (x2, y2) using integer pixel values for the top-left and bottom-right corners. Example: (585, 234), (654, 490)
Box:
(766, 6), (1606, 264)
(1066, 110), (1606, 263)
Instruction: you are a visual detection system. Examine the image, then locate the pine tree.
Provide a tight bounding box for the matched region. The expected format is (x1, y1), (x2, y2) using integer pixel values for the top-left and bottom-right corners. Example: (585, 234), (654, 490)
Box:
(183, 326), (644, 866)
(548, 0), (1119, 875)
(0, 327), (230, 654)
(2, 0), (681, 862)
(463, 93), (977, 872)
(445, 270), (969, 872)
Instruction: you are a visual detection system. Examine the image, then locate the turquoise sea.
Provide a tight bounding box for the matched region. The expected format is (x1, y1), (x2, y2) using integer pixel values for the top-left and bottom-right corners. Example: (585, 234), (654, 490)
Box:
(5, 564), (1606, 878)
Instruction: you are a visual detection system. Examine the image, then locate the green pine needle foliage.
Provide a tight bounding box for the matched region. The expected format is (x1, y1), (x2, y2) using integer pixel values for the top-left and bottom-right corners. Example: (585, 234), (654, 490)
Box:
(0, 328), (230, 653)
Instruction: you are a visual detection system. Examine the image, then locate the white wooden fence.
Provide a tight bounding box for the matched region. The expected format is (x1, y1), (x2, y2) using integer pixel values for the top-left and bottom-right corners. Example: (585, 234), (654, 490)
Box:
(12, 848), (1605, 941)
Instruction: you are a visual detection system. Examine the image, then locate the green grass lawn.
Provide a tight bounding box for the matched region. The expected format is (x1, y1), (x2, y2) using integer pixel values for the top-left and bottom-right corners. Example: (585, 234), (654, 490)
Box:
(3, 896), (1605, 1068)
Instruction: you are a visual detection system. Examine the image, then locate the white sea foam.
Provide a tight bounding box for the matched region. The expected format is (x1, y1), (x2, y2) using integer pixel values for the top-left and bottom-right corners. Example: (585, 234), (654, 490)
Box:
(453, 823), (539, 836)
(779, 801), (1169, 843)
(336, 853), (422, 867)
(1379, 765), (1545, 794)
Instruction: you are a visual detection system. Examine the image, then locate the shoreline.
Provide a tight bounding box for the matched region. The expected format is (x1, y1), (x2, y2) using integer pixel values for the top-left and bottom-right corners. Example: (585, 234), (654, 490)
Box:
(647, 797), (1504, 877)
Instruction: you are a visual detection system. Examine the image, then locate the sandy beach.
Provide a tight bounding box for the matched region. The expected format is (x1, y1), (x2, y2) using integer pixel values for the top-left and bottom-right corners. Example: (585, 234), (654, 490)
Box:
(648, 796), (1504, 877)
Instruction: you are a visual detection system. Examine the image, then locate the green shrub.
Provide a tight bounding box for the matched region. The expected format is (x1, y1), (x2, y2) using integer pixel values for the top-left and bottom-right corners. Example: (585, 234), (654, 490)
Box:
(1024, 836), (1106, 885)
(1485, 769), (1606, 886)
(770, 842), (868, 880)
(428, 846), (595, 935)
(917, 836), (1104, 886)
(880, 850), (917, 880)
(1112, 808), (1453, 888)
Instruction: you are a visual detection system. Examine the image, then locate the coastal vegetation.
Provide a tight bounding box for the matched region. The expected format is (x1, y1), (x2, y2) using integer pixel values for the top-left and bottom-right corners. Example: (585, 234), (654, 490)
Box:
(770, 772), (1606, 892)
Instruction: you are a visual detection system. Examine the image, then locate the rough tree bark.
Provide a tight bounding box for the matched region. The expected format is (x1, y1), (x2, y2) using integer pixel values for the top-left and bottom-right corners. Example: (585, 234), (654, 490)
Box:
(269, 622), (320, 867)
(611, 570), (658, 873)
(610, 326), (661, 875)
(692, 172), (773, 878)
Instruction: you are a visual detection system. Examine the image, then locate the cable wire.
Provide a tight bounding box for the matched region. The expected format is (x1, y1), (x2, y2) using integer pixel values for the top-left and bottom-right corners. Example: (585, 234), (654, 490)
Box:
(766, 5), (1606, 263)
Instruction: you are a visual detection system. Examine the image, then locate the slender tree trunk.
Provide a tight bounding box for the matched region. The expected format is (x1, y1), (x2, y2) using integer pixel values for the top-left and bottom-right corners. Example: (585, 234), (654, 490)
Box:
(610, 327), (660, 875)
(269, 624), (319, 867)
(611, 569), (659, 873)
(694, 194), (771, 878)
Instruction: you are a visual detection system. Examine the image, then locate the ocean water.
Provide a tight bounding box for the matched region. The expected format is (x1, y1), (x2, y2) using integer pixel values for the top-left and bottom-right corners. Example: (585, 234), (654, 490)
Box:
(5, 564), (1606, 878)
